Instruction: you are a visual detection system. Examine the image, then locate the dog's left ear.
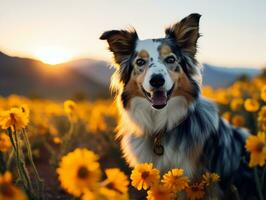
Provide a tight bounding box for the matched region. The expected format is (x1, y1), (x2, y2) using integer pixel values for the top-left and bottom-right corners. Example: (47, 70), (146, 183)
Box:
(100, 29), (138, 65)
(165, 13), (201, 57)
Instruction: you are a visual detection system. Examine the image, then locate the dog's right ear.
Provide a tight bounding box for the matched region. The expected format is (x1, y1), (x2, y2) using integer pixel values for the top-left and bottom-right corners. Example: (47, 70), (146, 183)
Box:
(100, 29), (138, 64)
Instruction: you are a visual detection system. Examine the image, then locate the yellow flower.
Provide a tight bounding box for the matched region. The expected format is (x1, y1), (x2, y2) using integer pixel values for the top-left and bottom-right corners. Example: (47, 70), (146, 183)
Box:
(244, 98), (259, 112)
(0, 171), (12, 183)
(0, 133), (11, 152)
(130, 163), (160, 190)
(99, 187), (129, 200)
(201, 172), (220, 186)
(147, 184), (173, 200)
(230, 98), (243, 111)
(64, 100), (78, 122)
(0, 108), (29, 131)
(261, 85), (266, 102)
(104, 168), (129, 194)
(185, 183), (205, 200)
(232, 115), (245, 127)
(64, 100), (76, 114)
(245, 132), (266, 167)
(0, 172), (28, 200)
(222, 112), (231, 122)
(258, 106), (266, 131)
(82, 190), (95, 200)
(57, 148), (101, 196)
(53, 137), (62, 144)
(162, 168), (189, 192)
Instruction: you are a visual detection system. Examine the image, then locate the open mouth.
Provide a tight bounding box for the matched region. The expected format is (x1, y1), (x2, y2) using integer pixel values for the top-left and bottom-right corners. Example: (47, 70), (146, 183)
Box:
(141, 84), (175, 109)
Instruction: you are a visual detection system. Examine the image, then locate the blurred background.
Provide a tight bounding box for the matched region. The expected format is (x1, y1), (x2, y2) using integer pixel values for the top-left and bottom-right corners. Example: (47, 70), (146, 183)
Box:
(0, 0), (265, 99)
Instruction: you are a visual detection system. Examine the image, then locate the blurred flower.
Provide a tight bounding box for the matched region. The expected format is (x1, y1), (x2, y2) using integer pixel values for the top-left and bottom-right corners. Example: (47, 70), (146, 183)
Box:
(230, 98), (243, 111)
(0, 133), (11, 152)
(0, 171), (28, 200)
(64, 100), (76, 114)
(130, 163), (160, 190)
(147, 184), (173, 200)
(0, 107), (29, 131)
(20, 104), (30, 118)
(261, 85), (266, 102)
(104, 168), (129, 194)
(162, 168), (189, 192)
(64, 100), (78, 122)
(201, 172), (220, 186)
(52, 137), (62, 144)
(258, 106), (266, 131)
(232, 115), (245, 127)
(99, 187), (129, 200)
(245, 132), (266, 167)
(81, 190), (95, 200)
(222, 112), (231, 122)
(57, 148), (101, 196)
(185, 182), (205, 200)
(244, 99), (259, 112)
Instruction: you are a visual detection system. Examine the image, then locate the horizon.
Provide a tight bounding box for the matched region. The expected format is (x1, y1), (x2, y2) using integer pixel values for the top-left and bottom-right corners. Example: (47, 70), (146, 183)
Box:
(0, 0), (266, 68)
(1, 50), (263, 70)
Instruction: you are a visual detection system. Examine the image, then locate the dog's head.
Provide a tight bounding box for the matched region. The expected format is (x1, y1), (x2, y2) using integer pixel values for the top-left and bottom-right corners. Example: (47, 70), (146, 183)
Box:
(100, 13), (202, 110)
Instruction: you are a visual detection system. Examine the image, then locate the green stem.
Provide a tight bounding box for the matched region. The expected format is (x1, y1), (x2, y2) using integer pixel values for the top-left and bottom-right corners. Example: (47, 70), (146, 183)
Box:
(6, 148), (14, 170)
(22, 129), (44, 200)
(230, 184), (240, 200)
(14, 129), (34, 197)
(0, 152), (6, 173)
(254, 167), (264, 200)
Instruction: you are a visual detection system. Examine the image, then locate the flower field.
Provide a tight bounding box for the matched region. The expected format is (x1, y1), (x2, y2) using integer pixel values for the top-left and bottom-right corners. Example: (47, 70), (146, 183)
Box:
(0, 71), (266, 200)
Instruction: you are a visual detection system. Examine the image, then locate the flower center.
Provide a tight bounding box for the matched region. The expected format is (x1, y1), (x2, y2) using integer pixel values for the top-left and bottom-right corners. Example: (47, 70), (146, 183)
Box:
(106, 182), (122, 194)
(141, 171), (150, 179)
(255, 142), (265, 152)
(191, 186), (200, 192)
(77, 166), (89, 179)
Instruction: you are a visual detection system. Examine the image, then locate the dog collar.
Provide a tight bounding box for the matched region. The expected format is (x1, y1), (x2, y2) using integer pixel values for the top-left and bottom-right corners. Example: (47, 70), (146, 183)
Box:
(152, 114), (188, 156)
(153, 128), (166, 156)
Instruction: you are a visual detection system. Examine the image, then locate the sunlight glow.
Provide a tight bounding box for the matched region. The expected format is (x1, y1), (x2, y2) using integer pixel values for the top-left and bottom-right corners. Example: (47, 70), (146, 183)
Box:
(34, 47), (72, 65)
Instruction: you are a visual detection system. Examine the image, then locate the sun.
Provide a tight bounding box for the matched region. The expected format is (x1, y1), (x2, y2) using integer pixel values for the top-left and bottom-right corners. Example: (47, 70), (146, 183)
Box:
(34, 47), (72, 65)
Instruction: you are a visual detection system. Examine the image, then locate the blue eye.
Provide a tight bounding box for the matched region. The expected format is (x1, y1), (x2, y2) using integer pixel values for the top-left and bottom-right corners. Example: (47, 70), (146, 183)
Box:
(165, 56), (176, 64)
(136, 58), (146, 66)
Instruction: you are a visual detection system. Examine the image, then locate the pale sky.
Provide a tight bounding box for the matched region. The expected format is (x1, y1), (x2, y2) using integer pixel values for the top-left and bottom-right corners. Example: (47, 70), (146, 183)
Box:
(0, 0), (265, 67)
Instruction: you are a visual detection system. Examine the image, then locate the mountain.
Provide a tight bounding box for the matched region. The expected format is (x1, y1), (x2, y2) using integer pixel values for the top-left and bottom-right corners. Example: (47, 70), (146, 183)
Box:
(0, 52), (109, 100)
(68, 59), (261, 89)
(202, 64), (261, 88)
(0, 51), (262, 100)
(64, 59), (114, 86)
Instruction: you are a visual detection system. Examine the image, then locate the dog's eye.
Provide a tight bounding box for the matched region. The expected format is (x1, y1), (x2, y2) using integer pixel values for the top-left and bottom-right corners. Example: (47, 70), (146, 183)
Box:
(165, 56), (176, 64)
(136, 58), (146, 66)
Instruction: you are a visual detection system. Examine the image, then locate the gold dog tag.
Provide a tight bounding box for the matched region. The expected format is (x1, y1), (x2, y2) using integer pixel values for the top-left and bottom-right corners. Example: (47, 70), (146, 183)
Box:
(153, 144), (164, 156)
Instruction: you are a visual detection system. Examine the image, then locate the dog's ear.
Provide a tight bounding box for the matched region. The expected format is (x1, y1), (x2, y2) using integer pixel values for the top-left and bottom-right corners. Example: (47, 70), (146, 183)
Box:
(100, 29), (138, 64)
(165, 13), (201, 57)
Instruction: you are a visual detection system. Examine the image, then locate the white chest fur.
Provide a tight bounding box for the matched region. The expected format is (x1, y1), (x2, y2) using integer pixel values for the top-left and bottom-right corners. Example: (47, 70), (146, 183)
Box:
(118, 96), (198, 177)
(121, 133), (197, 177)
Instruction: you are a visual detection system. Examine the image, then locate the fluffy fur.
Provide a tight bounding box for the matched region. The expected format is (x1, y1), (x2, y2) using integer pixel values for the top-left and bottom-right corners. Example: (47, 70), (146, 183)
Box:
(100, 13), (257, 199)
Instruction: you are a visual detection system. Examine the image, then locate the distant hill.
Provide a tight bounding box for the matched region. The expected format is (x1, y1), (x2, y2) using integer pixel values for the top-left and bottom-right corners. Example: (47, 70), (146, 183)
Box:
(0, 51), (262, 99)
(69, 59), (261, 89)
(0, 52), (109, 100)
(202, 64), (261, 88)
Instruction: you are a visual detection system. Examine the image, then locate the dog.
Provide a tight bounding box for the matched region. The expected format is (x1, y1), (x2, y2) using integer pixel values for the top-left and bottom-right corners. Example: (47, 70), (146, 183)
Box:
(100, 13), (257, 199)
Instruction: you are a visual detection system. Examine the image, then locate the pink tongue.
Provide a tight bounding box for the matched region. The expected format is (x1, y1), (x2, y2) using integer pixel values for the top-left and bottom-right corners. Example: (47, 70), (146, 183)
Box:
(151, 91), (167, 107)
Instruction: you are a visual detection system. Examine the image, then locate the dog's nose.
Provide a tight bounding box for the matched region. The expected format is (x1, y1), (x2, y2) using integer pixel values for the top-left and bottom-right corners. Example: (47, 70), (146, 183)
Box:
(150, 74), (165, 88)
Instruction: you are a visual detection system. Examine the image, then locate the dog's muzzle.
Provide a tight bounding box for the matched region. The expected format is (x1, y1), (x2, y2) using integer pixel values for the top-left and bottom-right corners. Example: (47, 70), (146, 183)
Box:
(141, 84), (174, 109)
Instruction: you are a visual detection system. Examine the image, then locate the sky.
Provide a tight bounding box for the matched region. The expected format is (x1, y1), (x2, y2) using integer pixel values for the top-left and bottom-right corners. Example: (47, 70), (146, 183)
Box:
(0, 0), (265, 67)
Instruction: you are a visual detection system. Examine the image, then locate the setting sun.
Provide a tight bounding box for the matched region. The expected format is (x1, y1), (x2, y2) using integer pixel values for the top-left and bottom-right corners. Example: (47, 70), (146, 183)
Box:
(34, 47), (72, 65)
